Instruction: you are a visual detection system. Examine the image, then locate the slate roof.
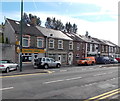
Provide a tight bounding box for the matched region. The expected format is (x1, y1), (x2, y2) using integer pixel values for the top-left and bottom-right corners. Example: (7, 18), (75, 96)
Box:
(99, 39), (115, 47)
(64, 33), (85, 42)
(80, 35), (99, 44)
(6, 18), (44, 37)
(36, 26), (72, 40)
(92, 37), (107, 45)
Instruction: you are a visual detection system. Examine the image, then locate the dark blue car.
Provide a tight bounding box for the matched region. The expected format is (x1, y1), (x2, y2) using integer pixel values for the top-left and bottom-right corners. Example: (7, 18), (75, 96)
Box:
(96, 57), (110, 64)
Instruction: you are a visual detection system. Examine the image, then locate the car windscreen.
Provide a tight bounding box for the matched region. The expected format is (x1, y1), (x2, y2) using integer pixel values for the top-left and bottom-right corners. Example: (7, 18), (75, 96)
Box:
(0, 61), (8, 63)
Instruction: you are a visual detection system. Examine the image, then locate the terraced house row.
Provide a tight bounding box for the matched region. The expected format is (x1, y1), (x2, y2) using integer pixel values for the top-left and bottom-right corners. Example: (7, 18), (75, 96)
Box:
(1, 18), (120, 65)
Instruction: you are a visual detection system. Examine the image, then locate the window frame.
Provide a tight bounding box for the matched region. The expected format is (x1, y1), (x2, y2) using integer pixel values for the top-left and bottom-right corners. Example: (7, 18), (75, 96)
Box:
(49, 39), (54, 49)
(58, 40), (63, 49)
(22, 37), (30, 47)
(69, 41), (73, 50)
(37, 37), (44, 48)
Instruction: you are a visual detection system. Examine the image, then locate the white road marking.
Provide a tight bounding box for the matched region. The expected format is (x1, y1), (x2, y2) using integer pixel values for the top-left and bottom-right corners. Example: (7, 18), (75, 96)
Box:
(44, 76), (82, 84)
(66, 77), (82, 80)
(82, 69), (86, 70)
(0, 87), (14, 91)
(93, 71), (116, 76)
(60, 70), (67, 72)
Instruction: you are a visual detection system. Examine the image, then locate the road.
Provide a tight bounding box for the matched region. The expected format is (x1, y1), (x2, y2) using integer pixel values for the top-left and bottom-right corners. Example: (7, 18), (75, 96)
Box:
(1, 65), (120, 100)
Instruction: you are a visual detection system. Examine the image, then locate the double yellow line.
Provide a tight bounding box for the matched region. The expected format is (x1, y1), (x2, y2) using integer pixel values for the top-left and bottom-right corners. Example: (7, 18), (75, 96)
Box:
(85, 88), (120, 101)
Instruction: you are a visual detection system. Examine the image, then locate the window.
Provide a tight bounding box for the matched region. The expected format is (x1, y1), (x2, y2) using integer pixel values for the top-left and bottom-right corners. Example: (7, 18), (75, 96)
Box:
(22, 37), (29, 47)
(58, 40), (63, 49)
(49, 39), (54, 48)
(37, 38), (44, 48)
(102, 45), (104, 52)
(87, 43), (90, 51)
(92, 44), (95, 52)
(69, 41), (73, 50)
(77, 43), (80, 50)
(76, 54), (79, 58)
(46, 58), (50, 62)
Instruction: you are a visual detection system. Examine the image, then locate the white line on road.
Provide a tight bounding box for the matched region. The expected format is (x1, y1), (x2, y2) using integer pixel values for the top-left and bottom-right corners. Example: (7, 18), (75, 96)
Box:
(44, 76), (82, 84)
(0, 87), (14, 91)
(93, 71), (116, 77)
(60, 70), (67, 72)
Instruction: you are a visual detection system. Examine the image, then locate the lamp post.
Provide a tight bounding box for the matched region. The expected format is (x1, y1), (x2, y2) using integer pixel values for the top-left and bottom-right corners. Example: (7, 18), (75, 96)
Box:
(20, 0), (23, 72)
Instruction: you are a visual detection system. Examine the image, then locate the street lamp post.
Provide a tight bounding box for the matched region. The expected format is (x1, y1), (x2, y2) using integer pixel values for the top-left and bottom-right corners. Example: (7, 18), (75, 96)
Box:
(20, 0), (23, 72)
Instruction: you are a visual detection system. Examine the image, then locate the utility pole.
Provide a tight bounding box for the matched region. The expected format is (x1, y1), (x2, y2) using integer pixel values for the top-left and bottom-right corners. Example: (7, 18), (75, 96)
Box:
(20, 0), (23, 72)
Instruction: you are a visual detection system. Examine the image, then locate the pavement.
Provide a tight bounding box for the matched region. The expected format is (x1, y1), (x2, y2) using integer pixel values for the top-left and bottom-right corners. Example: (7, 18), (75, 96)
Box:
(1, 63), (120, 76)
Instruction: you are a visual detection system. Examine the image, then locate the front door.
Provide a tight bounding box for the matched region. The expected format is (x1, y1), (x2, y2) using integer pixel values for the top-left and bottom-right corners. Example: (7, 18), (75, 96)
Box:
(68, 52), (73, 65)
(58, 55), (61, 64)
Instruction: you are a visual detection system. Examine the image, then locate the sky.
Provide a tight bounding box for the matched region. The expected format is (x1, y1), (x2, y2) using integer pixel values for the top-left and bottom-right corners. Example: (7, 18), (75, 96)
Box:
(1, 0), (119, 45)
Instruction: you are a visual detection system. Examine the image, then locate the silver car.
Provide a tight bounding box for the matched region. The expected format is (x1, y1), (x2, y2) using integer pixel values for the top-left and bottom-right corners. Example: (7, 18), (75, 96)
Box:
(34, 57), (61, 69)
(0, 60), (19, 73)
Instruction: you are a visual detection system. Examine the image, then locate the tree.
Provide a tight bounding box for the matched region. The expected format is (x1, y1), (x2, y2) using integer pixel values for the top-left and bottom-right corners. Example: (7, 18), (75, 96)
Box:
(73, 23), (77, 33)
(45, 17), (64, 31)
(45, 17), (52, 28)
(23, 13), (41, 26)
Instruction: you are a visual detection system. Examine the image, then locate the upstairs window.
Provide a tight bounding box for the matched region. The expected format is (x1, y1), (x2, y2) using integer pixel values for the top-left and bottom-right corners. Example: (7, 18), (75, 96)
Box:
(77, 43), (80, 50)
(49, 39), (54, 49)
(22, 37), (30, 47)
(58, 40), (63, 49)
(69, 41), (73, 50)
(37, 37), (44, 48)
(87, 43), (90, 51)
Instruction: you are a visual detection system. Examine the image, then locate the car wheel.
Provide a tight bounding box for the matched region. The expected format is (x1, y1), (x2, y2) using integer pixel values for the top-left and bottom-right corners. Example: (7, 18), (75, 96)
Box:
(85, 62), (88, 65)
(6, 67), (10, 73)
(44, 64), (49, 69)
(92, 62), (94, 65)
(56, 64), (61, 68)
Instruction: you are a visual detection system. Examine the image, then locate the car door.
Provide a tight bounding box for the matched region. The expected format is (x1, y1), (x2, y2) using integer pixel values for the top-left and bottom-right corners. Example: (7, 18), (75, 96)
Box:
(46, 58), (51, 67)
(50, 58), (56, 67)
(7, 60), (14, 70)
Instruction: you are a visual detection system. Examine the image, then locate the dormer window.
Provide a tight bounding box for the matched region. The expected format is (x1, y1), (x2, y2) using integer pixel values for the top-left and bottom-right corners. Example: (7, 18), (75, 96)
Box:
(27, 24), (30, 26)
(50, 34), (53, 37)
(15, 21), (20, 24)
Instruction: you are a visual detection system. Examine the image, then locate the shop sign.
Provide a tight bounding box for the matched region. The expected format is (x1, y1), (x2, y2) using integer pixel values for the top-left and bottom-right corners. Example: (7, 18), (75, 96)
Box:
(17, 48), (45, 53)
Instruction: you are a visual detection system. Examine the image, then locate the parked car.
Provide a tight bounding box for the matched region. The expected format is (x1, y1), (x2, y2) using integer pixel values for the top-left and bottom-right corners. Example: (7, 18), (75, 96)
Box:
(0, 60), (19, 73)
(77, 57), (96, 65)
(109, 58), (118, 64)
(115, 58), (120, 63)
(34, 57), (61, 69)
(96, 57), (110, 64)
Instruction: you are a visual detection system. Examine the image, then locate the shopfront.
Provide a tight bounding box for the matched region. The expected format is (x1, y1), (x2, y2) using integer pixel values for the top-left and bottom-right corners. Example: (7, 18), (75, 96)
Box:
(17, 48), (45, 63)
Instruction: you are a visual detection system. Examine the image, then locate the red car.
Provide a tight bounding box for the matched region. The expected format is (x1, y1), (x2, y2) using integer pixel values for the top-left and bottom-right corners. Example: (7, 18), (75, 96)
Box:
(115, 58), (120, 63)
